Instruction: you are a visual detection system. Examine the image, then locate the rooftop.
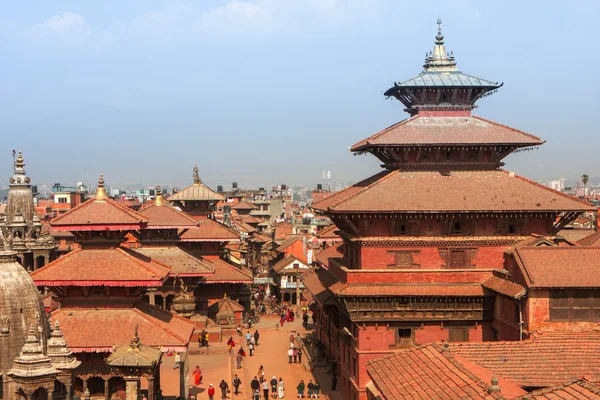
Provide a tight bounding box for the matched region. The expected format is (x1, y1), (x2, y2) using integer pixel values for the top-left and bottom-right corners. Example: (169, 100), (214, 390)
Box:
(170, 165), (225, 202)
(179, 218), (240, 242)
(313, 170), (593, 214)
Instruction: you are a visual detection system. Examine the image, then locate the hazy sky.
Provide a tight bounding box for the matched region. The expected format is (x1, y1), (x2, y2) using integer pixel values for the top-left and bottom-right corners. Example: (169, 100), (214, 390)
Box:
(0, 1), (598, 191)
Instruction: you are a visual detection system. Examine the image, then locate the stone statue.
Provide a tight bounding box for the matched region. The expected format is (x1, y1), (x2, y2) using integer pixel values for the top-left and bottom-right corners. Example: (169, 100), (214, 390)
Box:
(179, 277), (187, 294)
(193, 164), (201, 184)
(0, 226), (13, 250)
(0, 315), (10, 334)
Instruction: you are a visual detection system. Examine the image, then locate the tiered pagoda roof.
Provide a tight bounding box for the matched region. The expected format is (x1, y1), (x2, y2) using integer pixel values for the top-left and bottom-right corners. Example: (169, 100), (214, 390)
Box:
(170, 165), (225, 202)
(135, 246), (215, 276)
(179, 218), (240, 242)
(313, 170), (593, 214)
(49, 303), (194, 352)
(51, 175), (148, 231)
(30, 247), (171, 287)
(231, 201), (257, 211)
(139, 186), (199, 229)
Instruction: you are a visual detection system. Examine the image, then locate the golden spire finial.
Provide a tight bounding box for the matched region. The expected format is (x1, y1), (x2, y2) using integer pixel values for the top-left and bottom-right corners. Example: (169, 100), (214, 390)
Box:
(193, 165), (201, 184)
(155, 185), (164, 206)
(95, 174), (108, 201)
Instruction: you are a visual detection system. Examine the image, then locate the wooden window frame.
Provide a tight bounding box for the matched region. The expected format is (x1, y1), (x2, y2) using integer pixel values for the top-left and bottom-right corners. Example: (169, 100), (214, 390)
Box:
(550, 289), (600, 322)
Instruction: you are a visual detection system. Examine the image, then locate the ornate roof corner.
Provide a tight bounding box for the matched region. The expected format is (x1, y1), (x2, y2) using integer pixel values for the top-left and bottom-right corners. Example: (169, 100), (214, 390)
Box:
(95, 174), (108, 201)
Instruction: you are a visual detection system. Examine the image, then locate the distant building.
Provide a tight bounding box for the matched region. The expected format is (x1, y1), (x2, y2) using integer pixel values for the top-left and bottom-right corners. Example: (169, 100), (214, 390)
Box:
(546, 177), (565, 191)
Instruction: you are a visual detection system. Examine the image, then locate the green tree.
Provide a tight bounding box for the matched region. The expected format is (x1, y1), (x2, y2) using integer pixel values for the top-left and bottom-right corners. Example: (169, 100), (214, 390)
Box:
(582, 174), (589, 196)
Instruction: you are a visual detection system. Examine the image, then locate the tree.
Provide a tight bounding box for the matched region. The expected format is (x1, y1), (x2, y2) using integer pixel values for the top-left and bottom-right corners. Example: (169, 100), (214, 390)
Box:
(582, 174), (589, 196)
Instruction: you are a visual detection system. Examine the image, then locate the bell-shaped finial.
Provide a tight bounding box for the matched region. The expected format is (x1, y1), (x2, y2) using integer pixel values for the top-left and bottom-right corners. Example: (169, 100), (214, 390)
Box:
(95, 174), (108, 201)
(155, 185), (164, 206)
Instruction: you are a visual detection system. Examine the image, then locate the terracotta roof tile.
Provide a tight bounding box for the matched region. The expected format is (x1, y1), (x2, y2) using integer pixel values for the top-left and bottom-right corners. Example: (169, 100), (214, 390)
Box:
(50, 303), (195, 352)
(513, 247), (600, 288)
(449, 331), (600, 388)
(351, 115), (543, 150)
(366, 343), (524, 399)
(134, 246), (215, 276)
(276, 236), (303, 252)
(30, 247), (170, 286)
(313, 170), (593, 213)
(179, 219), (240, 242)
(314, 243), (343, 267)
(240, 215), (262, 225)
(201, 258), (252, 283)
(517, 379), (600, 399)
(231, 201), (256, 210)
(271, 254), (309, 273)
(558, 228), (597, 243)
(233, 221), (256, 234)
(274, 222), (294, 241)
(50, 198), (148, 231)
(316, 224), (341, 239)
(482, 275), (526, 299)
(170, 182), (224, 201)
(301, 268), (339, 306)
(139, 203), (198, 228)
(578, 231), (600, 247)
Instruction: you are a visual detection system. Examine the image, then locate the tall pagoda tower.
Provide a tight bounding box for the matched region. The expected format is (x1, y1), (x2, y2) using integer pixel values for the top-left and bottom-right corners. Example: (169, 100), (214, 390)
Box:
(307, 19), (594, 400)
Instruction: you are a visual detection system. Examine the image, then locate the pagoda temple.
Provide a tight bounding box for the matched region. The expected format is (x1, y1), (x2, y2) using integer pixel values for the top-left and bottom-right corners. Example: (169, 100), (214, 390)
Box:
(134, 186), (251, 319)
(0, 151), (55, 271)
(306, 19), (594, 400)
(30, 176), (195, 399)
(169, 166), (225, 219)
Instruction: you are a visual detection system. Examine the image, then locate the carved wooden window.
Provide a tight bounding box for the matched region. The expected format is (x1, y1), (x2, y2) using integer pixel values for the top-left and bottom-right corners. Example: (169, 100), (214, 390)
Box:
(450, 250), (467, 269)
(448, 326), (469, 342)
(453, 222), (462, 234)
(387, 251), (420, 268)
(439, 248), (477, 269)
(395, 328), (414, 348)
(550, 289), (600, 322)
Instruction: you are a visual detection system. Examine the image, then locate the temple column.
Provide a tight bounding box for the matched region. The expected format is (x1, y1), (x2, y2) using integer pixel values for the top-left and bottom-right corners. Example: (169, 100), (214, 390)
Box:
(83, 378), (88, 394)
(147, 289), (157, 306)
(147, 376), (155, 400)
(44, 255), (49, 268)
(47, 389), (53, 400)
(104, 378), (110, 400)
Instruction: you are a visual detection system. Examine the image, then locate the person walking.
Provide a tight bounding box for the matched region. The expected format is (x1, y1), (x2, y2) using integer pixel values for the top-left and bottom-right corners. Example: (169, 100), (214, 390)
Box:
(306, 380), (314, 399)
(287, 347), (294, 364)
(236, 351), (243, 369)
(253, 389), (261, 400)
(254, 330), (260, 345)
(250, 335), (256, 347)
(312, 382), (320, 399)
(302, 313), (308, 328)
(204, 331), (210, 348)
(258, 365), (265, 383)
(232, 374), (242, 395)
(251, 376), (260, 394)
(193, 366), (202, 386)
(296, 380), (305, 399)
(292, 348), (298, 364)
(246, 331), (252, 346)
(207, 384), (215, 400)
(331, 375), (337, 392)
(278, 378), (284, 399)
(270, 376), (278, 399)
(198, 331), (203, 348)
(227, 337), (235, 354)
(262, 380), (269, 400)
(249, 342), (255, 356)
(219, 379), (230, 399)
(297, 348), (302, 364)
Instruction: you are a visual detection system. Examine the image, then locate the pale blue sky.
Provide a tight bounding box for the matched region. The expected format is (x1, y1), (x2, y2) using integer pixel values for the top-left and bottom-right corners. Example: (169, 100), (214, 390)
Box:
(0, 1), (597, 190)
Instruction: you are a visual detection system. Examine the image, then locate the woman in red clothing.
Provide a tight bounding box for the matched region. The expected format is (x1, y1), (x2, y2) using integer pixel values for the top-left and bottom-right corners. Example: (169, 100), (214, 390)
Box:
(193, 365), (202, 386)
(227, 336), (236, 354)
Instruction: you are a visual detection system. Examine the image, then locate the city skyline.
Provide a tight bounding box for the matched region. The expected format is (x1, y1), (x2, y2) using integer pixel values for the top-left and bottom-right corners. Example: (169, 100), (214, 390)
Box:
(1, 1), (598, 187)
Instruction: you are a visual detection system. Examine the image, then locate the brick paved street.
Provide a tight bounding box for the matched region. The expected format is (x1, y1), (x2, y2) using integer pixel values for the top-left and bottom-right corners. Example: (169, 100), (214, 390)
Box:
(158, 317), (343, 400)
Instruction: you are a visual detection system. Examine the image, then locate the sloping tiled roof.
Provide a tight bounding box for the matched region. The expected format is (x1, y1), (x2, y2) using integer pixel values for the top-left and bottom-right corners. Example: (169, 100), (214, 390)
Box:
(30, 247), (170, 286)
(394, 71), (501, 88)
(241, 214), (263, 225)
(558, 228), (596, 243)
(139, 203), (198, 228)
(134, 246), (215, 276)
(513, 247), (600, 288)
(351, 116), (543, 151)
(50, 303), (195, 352)
(482, 276), (526, 299)
(449, 331), (600, 388)
(233, 221), (256, 234)
(302, 268), (339, 306)
(170, 182), (225, 201)
(271, 254), (309, 273)
(316, 224), (341, 239)
(50, 198), (148, 231)
(179, 218), (240, 242)
(202, 258), (252, 283)
(274, 222), (294, 241)
(518, 379), (600, 399)
(231, 201), (256, 210)
(314, 243), (343, 267)
(578, 231), (600, 247)
(276, 236), (303, 252)
(366, 343), (524, 400)
(313, 170), (593, 214)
